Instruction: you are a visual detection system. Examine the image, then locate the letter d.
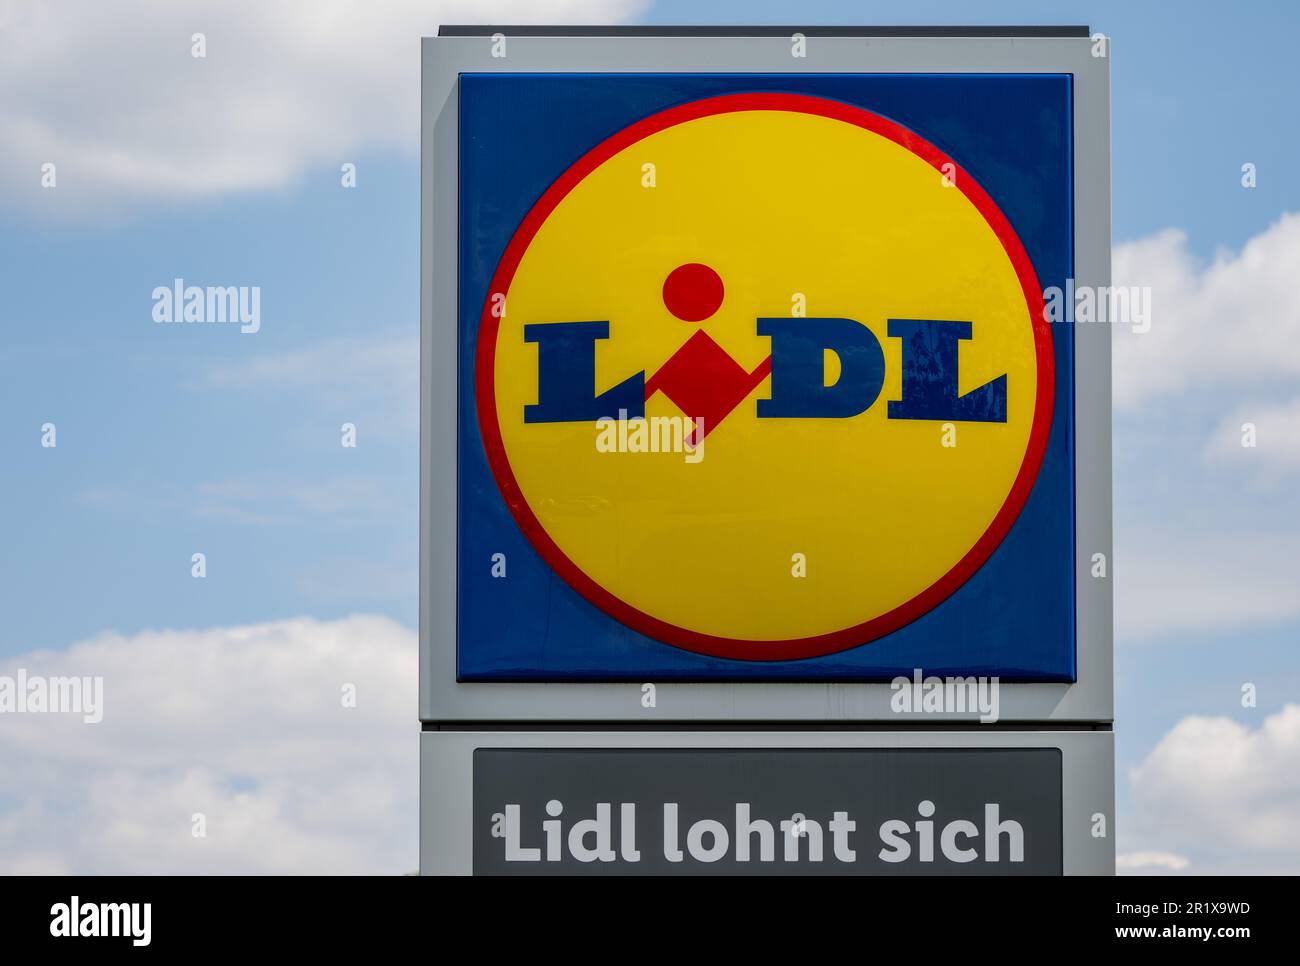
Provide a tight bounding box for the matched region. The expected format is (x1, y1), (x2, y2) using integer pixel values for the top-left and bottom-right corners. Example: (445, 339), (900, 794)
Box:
(757, 317), (885, 418)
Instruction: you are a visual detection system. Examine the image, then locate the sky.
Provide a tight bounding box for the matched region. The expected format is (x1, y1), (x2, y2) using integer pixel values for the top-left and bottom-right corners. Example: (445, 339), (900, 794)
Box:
(1, 0), (1298, 874)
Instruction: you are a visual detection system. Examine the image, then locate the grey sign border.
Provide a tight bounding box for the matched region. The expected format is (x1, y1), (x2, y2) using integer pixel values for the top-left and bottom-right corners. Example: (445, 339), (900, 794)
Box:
(420, 729), (1115, 875)
(420, 32), (1113, 723)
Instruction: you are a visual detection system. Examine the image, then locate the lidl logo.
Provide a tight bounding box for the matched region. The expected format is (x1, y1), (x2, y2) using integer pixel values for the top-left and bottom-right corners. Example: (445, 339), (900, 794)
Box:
(474, 91), (1055, 662)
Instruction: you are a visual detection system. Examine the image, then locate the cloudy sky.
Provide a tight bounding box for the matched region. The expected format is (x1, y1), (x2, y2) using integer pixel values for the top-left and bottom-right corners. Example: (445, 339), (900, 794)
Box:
(1, 0), (1298, 875)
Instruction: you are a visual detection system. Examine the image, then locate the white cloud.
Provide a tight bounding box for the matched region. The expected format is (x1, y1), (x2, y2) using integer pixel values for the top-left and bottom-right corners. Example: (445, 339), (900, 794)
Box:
(1203, 396), (1300, 474)
(1125, 704), (1300, 874)
(203, 333), (417, 434)
(1116, 850), (1190, 873)
(0, 615), (417, 874)
(193, 474), (402, 525)
(1116, 529), (1300, 641)
(77, 471), (409, 528)
(1113, 213), (1300, 409)
(0, 0), (648, 215)
(1111, 215), (1300, 642)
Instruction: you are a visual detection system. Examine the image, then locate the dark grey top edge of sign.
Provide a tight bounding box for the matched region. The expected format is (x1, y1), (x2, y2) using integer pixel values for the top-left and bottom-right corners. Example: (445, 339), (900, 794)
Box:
(424, 722), (1114, 732)
(436, 25), (1092, 39)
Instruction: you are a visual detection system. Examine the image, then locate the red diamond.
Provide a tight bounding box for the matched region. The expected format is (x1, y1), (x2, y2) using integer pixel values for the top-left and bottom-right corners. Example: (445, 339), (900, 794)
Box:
(644, 330), (771, 440)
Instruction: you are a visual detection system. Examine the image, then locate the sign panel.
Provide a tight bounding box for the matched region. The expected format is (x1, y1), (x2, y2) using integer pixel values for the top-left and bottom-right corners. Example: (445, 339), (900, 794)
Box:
(473, 748), (1062, 875)
(420, 728), (1114, 876)
(421, 29), (1112, 720)
(420, 29), (1114, 877)
(458, 72), (1074, 681)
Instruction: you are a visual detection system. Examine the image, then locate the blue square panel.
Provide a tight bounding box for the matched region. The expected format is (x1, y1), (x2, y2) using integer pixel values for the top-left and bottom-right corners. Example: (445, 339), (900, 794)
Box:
(456, 72), (1075, 681)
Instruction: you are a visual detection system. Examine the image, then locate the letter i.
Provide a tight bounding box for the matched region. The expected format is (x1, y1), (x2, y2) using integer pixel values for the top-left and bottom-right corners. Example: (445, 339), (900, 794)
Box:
(543, 800), (563, 861)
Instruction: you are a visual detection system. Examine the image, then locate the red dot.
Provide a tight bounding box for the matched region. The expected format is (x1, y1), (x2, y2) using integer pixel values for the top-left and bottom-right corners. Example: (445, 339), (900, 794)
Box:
(662, 263), (724, 322)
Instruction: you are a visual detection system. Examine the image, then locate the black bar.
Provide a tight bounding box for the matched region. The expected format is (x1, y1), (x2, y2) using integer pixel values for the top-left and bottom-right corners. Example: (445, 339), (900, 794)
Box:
(7, 877), (1276, 951)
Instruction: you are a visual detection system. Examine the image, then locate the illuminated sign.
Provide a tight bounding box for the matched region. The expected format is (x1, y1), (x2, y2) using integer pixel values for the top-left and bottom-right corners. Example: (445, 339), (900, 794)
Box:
(457, 73), (1075, 680)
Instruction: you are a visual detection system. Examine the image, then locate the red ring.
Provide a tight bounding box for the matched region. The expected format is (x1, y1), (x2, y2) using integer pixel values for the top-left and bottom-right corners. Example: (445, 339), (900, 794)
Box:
(474, 92), (1055, 662)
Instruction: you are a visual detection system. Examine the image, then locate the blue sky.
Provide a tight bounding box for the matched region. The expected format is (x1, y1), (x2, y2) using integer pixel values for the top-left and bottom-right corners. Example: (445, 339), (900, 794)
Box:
(1, 0), (1298, 874)
(2, 155), (420, 648)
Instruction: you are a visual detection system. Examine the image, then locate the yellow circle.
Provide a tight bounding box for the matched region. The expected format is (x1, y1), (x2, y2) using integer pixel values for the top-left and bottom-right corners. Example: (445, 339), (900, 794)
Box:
(490, 105), (1040, 647)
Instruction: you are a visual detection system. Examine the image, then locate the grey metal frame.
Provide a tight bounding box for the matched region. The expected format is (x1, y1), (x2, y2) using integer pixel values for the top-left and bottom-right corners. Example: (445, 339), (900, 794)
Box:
(420, 729), (1115, 875)
(420, 32), (1112, 724)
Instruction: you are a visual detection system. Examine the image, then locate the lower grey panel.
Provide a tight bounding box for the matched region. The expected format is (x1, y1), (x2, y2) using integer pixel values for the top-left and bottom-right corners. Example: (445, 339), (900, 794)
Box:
(473, 748), (1061, 875)
(421, 730), (1113, 875)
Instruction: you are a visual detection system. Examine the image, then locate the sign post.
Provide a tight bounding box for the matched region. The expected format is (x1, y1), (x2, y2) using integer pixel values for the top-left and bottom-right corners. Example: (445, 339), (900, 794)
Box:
(421, 25), (1113, 875)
